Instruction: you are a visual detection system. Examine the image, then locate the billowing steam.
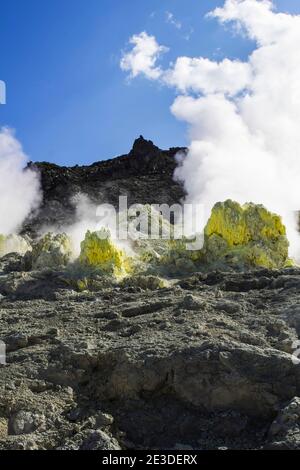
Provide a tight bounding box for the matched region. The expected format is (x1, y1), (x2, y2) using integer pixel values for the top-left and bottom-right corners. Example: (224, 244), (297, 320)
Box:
(121, 0), (300, 260)
(60, 194), (108, 257)
(0, 128), (41, 235)
(59, 194), (131, 258)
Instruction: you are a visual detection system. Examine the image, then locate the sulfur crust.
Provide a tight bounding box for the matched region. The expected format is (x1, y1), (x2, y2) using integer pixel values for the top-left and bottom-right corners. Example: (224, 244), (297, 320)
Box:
(203, 200), (290, 269)
(0, 200), (293, 277)
(31, 232), (73, 269)
(79, 229), (131, 277)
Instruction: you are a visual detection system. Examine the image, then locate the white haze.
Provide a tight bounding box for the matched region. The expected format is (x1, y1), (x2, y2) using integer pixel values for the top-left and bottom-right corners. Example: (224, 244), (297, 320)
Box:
(121, 0), (300, 260)
(0, 128), (41, 235)
(60, 194), (132, 258)
(62, 194), (105, 258)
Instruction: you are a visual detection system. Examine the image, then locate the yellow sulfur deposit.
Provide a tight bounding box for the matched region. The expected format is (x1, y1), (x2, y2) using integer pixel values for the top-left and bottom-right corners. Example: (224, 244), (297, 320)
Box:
(205, 200), (250, 247)
(203, 200), (290, 269)
(31, 232), (73, 269)
(122, 200), (291, 274)
(79, 228), (130, 276)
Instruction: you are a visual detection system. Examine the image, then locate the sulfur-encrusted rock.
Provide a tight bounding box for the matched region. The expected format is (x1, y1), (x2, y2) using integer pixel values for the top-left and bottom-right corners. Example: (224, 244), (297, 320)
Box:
(122, 200), (290, 274)
(79, 228), (130, 277)
(121, 274), (169, 290)
(29, 232), (73, 270)
(202, 200), (290, 269)
(126, 206), (196, 275)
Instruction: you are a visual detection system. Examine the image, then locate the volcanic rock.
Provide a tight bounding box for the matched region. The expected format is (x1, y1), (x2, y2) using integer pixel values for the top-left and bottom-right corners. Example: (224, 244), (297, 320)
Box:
(27, 232), (73, 270)
(24, 137), (186, 235)
(0, 263), (300, 449)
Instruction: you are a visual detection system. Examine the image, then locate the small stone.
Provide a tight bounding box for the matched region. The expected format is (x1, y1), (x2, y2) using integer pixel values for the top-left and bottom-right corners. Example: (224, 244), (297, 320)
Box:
(47, 327), (60, 337)
(182, 294), (203, 310)
(104, 319), (128, 332)
(9, 411), (46, 435)
(214, 300), (240, 314)
(102, 310), (120, 320)
(80, 430), (121, 450)
(4, 332), (28, 352)
(174, 443), (194, 450)
(67, 408), (83, 422)
(94, 411), (114, 428)
(65, 386), (74, 397)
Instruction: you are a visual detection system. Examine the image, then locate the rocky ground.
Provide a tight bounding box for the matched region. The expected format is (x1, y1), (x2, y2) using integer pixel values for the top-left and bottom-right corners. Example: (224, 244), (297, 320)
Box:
(1, 257), (300, 450)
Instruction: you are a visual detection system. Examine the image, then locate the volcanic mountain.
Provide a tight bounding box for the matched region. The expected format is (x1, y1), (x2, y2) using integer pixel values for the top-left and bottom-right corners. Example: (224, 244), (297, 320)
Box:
(1, 137), (300, 451)
(24, 136), (186, 235)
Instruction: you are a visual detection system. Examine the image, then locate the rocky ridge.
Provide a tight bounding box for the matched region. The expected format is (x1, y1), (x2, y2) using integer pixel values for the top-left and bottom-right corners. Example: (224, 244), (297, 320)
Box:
(24, 136), (186, 235)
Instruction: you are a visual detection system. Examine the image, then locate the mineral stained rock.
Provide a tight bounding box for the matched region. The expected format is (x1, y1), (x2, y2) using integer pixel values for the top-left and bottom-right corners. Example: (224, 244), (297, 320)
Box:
(0, 200), (292, 280)
(134, 200), (290, 274)
(79, 229), (130, 276)
(202, 200), (290, 269)
(29, 232), (73, 270)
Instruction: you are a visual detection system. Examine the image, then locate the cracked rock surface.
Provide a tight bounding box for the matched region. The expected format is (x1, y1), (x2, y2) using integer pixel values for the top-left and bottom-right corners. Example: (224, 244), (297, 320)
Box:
(1, 265), (300, 449)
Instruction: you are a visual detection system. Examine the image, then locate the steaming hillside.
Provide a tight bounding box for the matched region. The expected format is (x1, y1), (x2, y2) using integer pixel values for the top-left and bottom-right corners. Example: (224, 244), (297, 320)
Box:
(2, 137), (300, 450)
(23, 137), (186, 235)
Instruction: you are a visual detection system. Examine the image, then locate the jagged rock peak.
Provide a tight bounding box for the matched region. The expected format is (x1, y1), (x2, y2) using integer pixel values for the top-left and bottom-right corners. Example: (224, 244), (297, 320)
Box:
(129, 136), (161, 159)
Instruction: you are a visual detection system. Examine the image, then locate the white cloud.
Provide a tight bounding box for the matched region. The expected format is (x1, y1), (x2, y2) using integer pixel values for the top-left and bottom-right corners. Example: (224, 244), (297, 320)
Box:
(0, 128), (41, 235)
(121, 33), (251, 96)
(210, 0), (297, 46)
(165, 56), (252, 95)
(120, 32), (168, 80)
(184, 27), (194, 42)
(121, 0), (300, 259)
(166, 11), (182, 30)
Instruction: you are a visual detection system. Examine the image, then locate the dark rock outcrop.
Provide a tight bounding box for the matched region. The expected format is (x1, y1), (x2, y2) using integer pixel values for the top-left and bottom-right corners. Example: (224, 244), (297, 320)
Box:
(24, 137), (186, 234)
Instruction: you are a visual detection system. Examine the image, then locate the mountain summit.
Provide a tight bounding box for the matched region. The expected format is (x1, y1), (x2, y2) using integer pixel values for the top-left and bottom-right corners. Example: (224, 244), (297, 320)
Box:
(24, 138), (186, 234)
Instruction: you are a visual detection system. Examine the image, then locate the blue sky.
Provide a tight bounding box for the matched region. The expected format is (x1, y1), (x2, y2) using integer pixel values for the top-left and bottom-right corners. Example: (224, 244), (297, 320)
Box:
(0, 0), (299, 166)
